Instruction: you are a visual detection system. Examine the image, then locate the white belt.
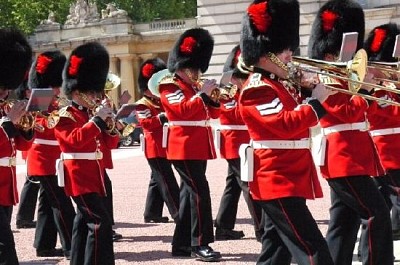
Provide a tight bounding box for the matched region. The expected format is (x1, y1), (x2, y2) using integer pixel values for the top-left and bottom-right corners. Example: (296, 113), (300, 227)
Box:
(369, 127), (400, 137)
(322, 121), (369, 135)
(61, 151), (103, 160)
(168, 120), (210, 127)
(33, 138), (59, 146)
(217, 125), (247, 130)
(0, 157), (16, 167)
(252, 139), (311, 149)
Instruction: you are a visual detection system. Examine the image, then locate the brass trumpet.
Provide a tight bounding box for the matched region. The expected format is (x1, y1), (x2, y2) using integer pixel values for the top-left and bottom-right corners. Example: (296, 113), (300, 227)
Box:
(0, 99), (45, 132)
(290, 49), (400, 107)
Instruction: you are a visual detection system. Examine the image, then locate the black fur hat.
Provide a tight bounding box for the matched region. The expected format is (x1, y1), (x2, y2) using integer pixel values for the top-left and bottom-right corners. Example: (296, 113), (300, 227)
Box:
(138, 58), (166, 93)
(223, 45), (248, 79)
(29, 50), (66, 89)
(364, 23), (400, 62)
(240, 0), (299, 66)
(0, 28), (32, 90)
(63, 42), (109, 96)
(308, 0), (365, 60)
(168, 28), (214, 73)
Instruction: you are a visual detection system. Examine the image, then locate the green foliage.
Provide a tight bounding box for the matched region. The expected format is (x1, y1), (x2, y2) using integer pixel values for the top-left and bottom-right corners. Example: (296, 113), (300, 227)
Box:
(0, 0), (197, 35)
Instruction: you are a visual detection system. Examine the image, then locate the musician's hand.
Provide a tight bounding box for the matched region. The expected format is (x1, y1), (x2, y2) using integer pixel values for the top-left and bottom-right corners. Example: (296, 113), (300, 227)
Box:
(361, 73), (375, 92)
(200, 79), (218, 96)
(96, 106), (113, 121)
(312, 83), (337, 103)
(7, 101), (27, 124)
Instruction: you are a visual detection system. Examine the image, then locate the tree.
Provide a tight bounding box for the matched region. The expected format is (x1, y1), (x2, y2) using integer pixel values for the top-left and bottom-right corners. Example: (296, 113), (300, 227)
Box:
(0, 0), (197, 35)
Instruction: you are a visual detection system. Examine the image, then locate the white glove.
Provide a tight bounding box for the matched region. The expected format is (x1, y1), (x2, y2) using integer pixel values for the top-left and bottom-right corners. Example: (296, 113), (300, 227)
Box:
(311, 83), (337, 103)
(200, 79), (218, 96)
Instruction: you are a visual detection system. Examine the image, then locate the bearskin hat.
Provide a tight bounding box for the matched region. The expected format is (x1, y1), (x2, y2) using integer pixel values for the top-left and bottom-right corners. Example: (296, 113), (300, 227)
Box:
(0, 28), (32, 90)
(29, 50), (66, 89)
(63, 42), (109, 96)
(308, 0), (365, 60)
(138, 58), (166, 93)
(168, 28), (214, 73)
(240, 0), (299, 67)
(364, 23), (400, 62)
(223, 45), (248, 79)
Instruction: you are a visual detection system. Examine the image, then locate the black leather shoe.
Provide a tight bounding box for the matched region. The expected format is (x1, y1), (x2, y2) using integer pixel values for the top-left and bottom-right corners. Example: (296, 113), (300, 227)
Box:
(191, 246), (221, 262)
(171, 246), (192, 257)
(144, 216), (169, 223)
(16, 220), (36, 229)
(113, 230), (123, 241)
(215, 228), (245, 240)
(36, 248), (64, 257)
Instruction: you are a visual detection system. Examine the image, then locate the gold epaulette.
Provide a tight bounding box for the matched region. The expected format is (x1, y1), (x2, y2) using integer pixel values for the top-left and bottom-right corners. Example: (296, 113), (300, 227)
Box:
(159, 75), (178, 86)
(57, 106), (76, 122)
(135, 97), (159, 109)
(242, 73), (271, 91)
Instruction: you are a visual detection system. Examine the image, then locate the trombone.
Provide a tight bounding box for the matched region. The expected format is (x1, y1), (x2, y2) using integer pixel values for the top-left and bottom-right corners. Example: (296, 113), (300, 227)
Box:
(290, 49), (400, 107)
(367, 61), (400, 85)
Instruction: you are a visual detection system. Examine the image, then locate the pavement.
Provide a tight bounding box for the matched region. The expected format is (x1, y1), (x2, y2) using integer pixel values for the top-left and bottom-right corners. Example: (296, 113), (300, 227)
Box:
(12, 146), (400, 264)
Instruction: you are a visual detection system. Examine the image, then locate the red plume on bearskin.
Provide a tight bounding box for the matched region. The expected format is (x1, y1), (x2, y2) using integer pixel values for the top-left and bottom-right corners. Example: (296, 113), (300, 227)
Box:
(29, 49), (66, 89)
(370, 28), (387, 53)
(321, 10), (338, 32)
(138, 57), (166, 93)
(180, 36), (197, 55)
(68, 55), (83, 76)
(364, 23), (400, 62)
(142, 63), (155, 78)
(36, 55), (52, 74)
(248, 2), (271, 34)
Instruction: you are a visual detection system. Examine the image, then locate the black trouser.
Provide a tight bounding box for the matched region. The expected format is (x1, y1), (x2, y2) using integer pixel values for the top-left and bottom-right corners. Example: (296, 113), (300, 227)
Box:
(326, 176), (393, 265)
(144, 157), (179, 221)
(103, 171), (114, 225)
(387, 169), (400, 231)
(32, 175), (75, 253)
(171, 160), (214, 247)
(256, 197), (333, 265)
(16, 176), (39, 223)
(0, 206), (18, 265)
(215, 158), (263, 235)
(70, 193), (114, 265)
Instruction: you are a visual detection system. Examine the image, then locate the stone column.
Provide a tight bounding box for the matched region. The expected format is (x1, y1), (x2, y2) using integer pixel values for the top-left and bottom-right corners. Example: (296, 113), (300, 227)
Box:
(118, 54), (136, 102)
(109, 56), (121, 107)
(131, 55), (142, 101)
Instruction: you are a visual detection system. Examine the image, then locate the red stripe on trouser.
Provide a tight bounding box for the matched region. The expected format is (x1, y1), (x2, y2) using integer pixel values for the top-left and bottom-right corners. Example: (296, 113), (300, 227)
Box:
(344, 178), (373, 265)
(79, 196), (99, 265)
(47, 179), (72, 241)
(278, 199), (314, 265)
(183, 161), (202, 245)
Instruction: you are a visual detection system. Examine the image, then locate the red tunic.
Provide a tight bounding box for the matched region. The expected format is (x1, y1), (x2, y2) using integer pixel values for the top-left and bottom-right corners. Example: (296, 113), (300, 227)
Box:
(239, 73), (323, 201)
(159, 76), (220, 160)
(54, 106), (117, 197)
(0, 119), (33, 206)
(99, 133), (119, 170)
(135, 97), (166, 159)
(27, 115), (60, 176)
(319, 84), (383, 178)
(367, 90), (400, 170)
(218, 93), (249, 159)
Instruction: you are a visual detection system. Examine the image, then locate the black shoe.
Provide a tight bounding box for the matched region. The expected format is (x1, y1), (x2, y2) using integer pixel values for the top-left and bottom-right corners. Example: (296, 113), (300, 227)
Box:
(172, 246), (192, 257)
(191, 246), (221, 262)
(215, 228), (245, 240)
(113, 230), (123, 241)
(255, 230), (263, 242)
(16, 220), (36, 229)
(36, 248), (64, 257)
(393, 229), (400, 241)
(144, 216), (169, 223)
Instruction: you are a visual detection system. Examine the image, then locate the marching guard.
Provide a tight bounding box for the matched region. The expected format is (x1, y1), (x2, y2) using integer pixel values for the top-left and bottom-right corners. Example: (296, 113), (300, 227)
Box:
(0, 28), (34, 265)
(238, 0), (334, 264)
(54, 42), (117, 265)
